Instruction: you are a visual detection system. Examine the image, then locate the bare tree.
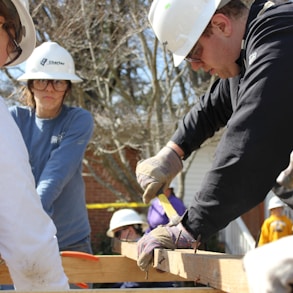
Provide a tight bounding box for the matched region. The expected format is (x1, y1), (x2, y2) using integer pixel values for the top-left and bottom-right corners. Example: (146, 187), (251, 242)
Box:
(2, 0), (214, 202)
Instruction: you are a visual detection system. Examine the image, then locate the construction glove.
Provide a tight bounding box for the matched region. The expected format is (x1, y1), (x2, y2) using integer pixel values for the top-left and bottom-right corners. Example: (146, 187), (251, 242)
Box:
(243, 236), (293, 293)
(136, 146), (183, 204)
(137, 222), (195, 271)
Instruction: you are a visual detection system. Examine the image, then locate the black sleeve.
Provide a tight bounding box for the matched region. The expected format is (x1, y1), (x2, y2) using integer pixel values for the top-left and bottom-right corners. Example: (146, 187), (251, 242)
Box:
(171, 77), (234, 159)
(181, 2), (293, 241)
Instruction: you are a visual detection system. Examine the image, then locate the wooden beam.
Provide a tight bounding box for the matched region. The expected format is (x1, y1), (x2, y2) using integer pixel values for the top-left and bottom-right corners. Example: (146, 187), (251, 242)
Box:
(0, 289), (224, 293)
(0, 239), (248, 292)
(0, 260), (11, 284)
(63, 254), (186, 283)
(112, 239), (138, 260)
(153, 249), (249, 293)
(0, 255), (185, 284)
(112, 239), (249, 293)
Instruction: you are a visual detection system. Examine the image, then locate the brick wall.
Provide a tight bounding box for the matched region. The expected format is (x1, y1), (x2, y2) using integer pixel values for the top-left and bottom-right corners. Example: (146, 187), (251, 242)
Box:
(83, 147), (142, 254)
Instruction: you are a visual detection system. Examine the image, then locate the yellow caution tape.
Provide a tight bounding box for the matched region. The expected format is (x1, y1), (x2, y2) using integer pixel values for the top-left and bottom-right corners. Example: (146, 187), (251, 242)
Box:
(86, 202), (149, 209)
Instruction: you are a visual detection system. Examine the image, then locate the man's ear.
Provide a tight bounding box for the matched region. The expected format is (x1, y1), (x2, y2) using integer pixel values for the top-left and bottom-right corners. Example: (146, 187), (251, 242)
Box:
(210, 13), (232, 36)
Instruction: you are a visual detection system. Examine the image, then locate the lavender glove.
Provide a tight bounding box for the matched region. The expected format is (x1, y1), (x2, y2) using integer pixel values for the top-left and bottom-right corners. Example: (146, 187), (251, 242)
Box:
(136, 146), (183, 204)
(137, 223), (195, 271)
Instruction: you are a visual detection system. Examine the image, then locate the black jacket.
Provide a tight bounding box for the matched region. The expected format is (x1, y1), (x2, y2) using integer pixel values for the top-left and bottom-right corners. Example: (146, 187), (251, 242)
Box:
(174, 0), (293, 241)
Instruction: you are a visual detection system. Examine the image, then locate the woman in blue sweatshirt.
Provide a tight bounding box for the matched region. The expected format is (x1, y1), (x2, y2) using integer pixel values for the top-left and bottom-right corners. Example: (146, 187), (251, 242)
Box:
(10, 41), (94, 257)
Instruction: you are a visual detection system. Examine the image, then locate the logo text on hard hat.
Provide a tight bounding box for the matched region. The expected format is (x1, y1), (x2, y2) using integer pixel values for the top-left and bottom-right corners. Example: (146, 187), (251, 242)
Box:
(39, 58), (65, 66)
(48, 60), (65, 66)
(40, 58), (47, 66)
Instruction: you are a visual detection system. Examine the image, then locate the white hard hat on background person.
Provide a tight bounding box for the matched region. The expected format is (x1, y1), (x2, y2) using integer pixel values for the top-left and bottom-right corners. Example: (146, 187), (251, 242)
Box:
(107, 209), (148, 238)
(169, 178), (177, 189)
(18, 41), (82, 82)
(6, 0), (36, 66)
(148, 0), (231, 67)
(268, 196), (286, 210)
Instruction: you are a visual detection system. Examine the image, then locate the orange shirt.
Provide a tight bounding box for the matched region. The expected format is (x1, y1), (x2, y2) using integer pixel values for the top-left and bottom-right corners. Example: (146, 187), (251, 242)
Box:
(258, 214), (293, 246)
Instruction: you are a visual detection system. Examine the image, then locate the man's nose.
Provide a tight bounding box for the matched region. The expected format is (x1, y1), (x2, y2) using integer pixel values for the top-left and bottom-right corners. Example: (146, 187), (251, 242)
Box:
(191, 61), (203, 71)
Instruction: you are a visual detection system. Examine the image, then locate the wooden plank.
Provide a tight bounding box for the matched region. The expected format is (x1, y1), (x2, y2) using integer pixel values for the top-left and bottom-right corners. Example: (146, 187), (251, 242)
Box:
(0, 239), (247, 292)
(0, 255), (185, 284)
(0, 289), (224, 293)
(113, 240), (249, 293)
(153, 249), (249, 293)
(63, 254), (186, 283)
(0, 260), (11, 284)
(112, 239), (138, 260)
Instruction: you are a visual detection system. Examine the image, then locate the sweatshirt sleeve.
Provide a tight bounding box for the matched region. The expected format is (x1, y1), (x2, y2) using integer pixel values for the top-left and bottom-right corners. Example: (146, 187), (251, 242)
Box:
(171, 77), (234, 159)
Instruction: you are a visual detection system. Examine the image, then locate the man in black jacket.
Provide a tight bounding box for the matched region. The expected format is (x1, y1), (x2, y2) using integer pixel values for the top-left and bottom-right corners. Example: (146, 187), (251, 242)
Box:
(136, 0), (293, 291)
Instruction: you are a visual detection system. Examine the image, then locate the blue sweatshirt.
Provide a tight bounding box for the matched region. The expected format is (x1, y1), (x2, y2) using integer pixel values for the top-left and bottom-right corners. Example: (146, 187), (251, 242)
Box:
(9, 105), (93, 250)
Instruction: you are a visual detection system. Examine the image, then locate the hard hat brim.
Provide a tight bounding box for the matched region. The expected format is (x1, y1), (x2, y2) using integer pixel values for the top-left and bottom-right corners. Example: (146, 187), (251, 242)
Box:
(8, 0), (36, 67)
(18, 72), (83, 83)
(172, 0), (223, 67)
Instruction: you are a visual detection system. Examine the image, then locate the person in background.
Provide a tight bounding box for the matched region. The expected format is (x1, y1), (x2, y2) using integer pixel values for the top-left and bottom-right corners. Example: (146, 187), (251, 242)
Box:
(107, 209), (177, 288)
(0, 0), (69, 290)
(135, 0), (293, 291)
(9, 41), (93, 287)
(244, 160), (293, 293)
(257, 195), (293, 247)
(146, 182), (186, 233)
(107, 208), (148, 242)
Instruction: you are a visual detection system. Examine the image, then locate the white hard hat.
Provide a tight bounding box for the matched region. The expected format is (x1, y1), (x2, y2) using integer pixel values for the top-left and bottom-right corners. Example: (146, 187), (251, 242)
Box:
(169, 178), (177, 189)
(18, 41), (82, 82)
(107, 209), (147, 238)
(6, 0), (36, 66)
(148, 0), (231, 67)
(268, 196), (286, 210)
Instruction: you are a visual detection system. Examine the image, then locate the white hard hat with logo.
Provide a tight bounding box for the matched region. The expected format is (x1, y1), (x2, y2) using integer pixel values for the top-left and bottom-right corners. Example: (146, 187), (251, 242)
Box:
(107, 209), (147, 238)
(6, 0), (36, 66)
(268, 196), (286, 210)
(18, 41), (82, 82)
(148, 0), (231, 67)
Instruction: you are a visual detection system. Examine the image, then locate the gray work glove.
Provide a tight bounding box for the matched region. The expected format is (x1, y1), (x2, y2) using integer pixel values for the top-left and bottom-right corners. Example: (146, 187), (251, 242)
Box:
(136, 146), (183, 204)
(137, 223), (195, 271)
(243, 236), (293, 293)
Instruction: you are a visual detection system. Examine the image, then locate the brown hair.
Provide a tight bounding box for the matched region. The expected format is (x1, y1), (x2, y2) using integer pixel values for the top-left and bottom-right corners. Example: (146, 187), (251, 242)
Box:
(0, 0), (22, 43)
(203, 0), (248, 37)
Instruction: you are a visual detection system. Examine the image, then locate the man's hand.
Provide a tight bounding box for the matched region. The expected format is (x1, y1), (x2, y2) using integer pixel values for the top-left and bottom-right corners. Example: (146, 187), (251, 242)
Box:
(136, 146), (183, 203)
(137, 223), (195, 271)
